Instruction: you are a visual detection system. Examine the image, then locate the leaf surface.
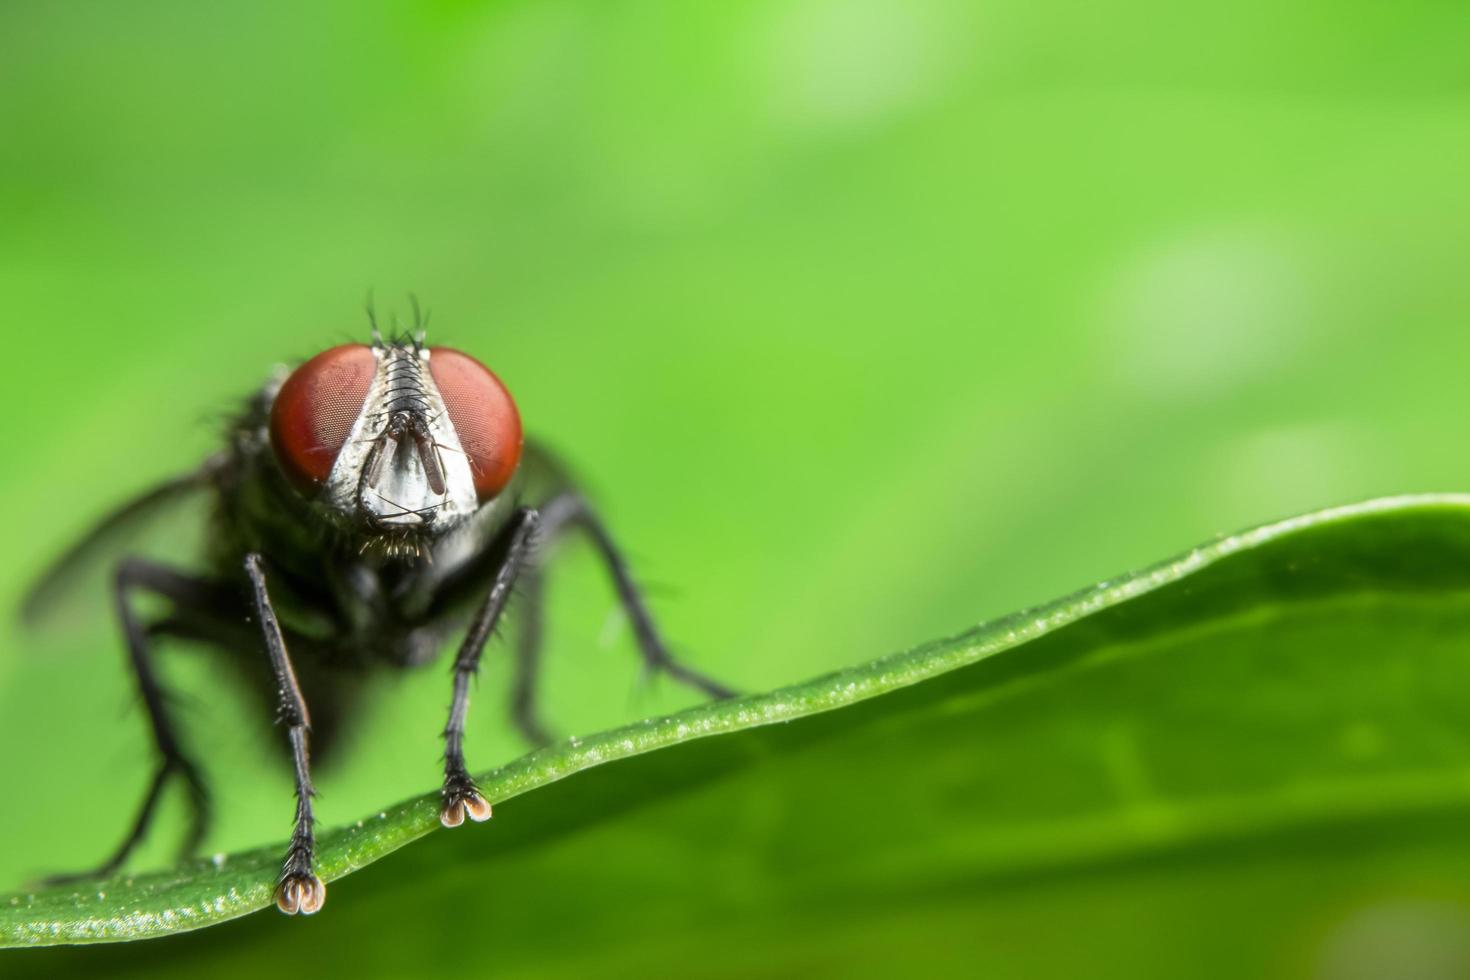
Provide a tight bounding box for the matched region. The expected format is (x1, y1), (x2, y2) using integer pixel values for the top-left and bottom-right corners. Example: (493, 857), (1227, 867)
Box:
(6, 495), (1470, 978)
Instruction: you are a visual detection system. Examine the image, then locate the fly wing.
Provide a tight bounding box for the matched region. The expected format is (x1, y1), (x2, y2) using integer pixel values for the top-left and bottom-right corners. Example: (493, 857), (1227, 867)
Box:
(18, 455), (223, 629)
(517, 438), (582, 501)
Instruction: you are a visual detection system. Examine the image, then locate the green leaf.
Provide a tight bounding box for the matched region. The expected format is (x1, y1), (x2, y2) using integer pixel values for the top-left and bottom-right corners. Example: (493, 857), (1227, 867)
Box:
(6, 494), (1470, 976)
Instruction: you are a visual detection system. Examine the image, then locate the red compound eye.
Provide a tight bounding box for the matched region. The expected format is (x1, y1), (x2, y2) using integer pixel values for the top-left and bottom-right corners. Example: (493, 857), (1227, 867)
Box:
(429, 347), (523, 500)
(269, 344), (377, 494)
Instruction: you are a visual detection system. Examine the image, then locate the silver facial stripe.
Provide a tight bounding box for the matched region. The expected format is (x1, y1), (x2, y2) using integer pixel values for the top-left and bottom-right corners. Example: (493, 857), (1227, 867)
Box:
(322, 346), (478, 529)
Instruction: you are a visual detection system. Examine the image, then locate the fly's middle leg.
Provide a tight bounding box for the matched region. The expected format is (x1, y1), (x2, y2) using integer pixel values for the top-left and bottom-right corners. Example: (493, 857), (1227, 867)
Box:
(42, 557), (219, 885)
(506, 492), (736, 743)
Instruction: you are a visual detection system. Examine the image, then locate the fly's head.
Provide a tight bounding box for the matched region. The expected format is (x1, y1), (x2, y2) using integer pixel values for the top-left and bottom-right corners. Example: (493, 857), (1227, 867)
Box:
(266, 336), (523, 555)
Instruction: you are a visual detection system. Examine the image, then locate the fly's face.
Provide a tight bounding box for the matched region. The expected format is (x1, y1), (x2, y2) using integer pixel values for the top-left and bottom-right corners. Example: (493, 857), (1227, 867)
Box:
(268, 340), (523, 538)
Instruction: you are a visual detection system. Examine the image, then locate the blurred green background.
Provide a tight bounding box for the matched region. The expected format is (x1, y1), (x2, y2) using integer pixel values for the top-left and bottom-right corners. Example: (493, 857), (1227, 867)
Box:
(3, 0), (1470, 974)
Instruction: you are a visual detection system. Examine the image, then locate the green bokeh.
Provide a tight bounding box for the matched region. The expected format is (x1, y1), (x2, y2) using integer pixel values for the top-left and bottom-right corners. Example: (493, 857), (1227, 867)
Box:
(3, 0), (1469, 974)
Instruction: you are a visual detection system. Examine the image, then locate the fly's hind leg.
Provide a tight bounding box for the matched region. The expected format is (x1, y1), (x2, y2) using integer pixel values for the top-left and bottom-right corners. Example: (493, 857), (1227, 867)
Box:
(510, 567), (554, 747)
(43, 558), (226, 885)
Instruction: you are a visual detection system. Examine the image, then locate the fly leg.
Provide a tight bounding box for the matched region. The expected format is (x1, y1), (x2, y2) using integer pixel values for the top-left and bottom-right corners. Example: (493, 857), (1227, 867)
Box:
(243, 554), (325, 916)
(43, 558), (219, 884)
(440, 506), (541, 828)
(503, 492), (734, 748)
(542, 491), (735, 698)
(510, 568), (554, 747)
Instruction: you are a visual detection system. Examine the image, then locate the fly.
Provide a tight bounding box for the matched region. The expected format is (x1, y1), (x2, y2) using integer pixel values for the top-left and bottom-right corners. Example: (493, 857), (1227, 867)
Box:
(19, 310), (733, 916)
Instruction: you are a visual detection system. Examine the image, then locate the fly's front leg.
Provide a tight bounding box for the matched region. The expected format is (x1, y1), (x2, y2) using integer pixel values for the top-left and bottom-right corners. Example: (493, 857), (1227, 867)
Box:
(440, 506), (540, 828)
(243, 554), (325, 916)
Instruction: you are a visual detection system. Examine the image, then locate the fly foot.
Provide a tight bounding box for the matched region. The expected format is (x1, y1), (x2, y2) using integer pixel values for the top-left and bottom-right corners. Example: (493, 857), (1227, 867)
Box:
(440, 775), (492, 828)
(275, 868), (326, 916)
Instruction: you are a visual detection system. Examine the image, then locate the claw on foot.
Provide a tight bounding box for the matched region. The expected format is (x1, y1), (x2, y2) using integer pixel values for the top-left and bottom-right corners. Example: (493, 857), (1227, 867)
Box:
(440, 785), (492, 828)
(275, 871), (326, 916)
